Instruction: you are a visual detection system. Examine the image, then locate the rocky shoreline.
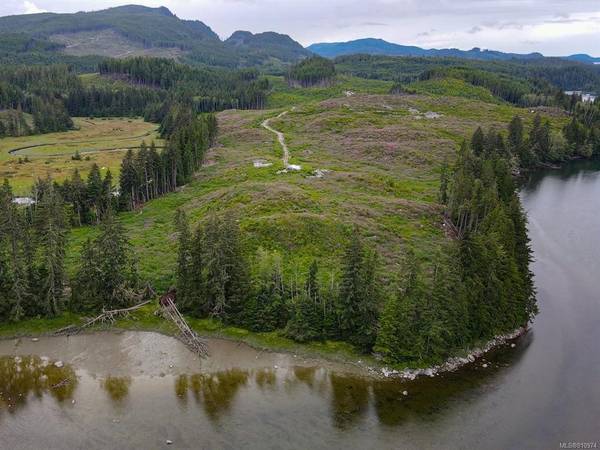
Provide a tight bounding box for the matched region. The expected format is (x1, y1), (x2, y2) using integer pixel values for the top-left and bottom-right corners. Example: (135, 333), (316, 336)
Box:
(375, 327), (528, 380)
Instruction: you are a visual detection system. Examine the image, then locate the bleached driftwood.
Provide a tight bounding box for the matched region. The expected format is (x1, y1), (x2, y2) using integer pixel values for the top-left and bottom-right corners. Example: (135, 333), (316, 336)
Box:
(54, 300), (151, 336)
(158, 290), (209, 358)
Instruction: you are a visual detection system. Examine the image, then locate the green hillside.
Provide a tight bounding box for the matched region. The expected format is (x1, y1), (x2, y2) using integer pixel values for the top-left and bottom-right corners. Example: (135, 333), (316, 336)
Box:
(0, 5), (310, 69)
(66, 76), (565, 288)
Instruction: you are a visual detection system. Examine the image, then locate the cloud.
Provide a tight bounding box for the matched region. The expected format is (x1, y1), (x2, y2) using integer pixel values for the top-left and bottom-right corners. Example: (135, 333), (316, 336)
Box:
(23, 1), (46, 14)
(467, 26), (482, 34)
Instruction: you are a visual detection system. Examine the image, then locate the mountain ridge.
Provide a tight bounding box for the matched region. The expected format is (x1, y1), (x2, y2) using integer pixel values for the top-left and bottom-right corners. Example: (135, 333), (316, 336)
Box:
(0, 5), (309, 68)
(308, 37), (599, 64)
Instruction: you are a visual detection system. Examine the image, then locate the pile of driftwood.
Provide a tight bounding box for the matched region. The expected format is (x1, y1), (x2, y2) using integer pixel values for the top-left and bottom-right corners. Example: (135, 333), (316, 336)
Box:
(54, 287), (209, 359)
(158, 289), (209, 358)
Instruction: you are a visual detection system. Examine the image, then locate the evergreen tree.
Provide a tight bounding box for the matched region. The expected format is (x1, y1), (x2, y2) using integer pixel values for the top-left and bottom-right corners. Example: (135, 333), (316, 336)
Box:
(72, 213), (139, 311)
(375, 251), (424, 362)
(119, 148), (138, 210)
(0, 180), (28, 321)
(174, 209), (193, 312)
(184, 214), (249, 323)
(86, 164), (103, 223)
(471, 127), (485, 156)
(508, 115), (524, 156)
(34, 184), (68, 316)
(244, 249), (288, 332)
(336, 229), (380, 350)
(286, 260), (323, 342)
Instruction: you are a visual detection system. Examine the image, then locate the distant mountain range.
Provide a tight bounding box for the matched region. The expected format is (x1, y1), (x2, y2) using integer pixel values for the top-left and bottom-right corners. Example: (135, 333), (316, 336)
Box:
(308, 38), (599, 64)
(0, 5), (597, 69)
(564, 54), (600, 65)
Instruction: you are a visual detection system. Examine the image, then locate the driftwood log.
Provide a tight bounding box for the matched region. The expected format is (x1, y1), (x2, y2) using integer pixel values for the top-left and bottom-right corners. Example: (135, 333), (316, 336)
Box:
(54, 300), (151, 336)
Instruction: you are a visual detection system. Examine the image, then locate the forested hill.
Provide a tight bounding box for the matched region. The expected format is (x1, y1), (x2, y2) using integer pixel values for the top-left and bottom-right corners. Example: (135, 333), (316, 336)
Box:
(226, 31), (310, 63)
(0, 5), (310, 69)
(0, 5), (219, 45)
(308, 38), (545, 61)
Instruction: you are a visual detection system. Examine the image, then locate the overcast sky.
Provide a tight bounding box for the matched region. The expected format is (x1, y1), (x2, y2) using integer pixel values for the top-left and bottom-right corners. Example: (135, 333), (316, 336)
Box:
(2, 0), (599, 56)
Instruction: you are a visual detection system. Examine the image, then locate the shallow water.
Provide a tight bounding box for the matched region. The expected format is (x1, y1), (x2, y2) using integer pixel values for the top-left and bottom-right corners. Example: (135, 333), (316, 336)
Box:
(1, 160), (600, 449)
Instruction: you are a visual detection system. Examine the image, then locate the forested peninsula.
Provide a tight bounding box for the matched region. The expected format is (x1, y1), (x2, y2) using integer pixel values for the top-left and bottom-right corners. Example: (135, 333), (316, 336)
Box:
(2, 50), (600, 370)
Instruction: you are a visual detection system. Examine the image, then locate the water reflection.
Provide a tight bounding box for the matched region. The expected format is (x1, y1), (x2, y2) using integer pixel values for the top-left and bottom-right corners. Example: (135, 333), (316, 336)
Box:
(255, 369), (276, 389)
(169, 342), (528, 432)
(101, 376), (132, 403)
(175, 369), (249, 422)
(0, 355), (77, 413)
(0, 336), (529, 440)
(329, 373), (369, 429)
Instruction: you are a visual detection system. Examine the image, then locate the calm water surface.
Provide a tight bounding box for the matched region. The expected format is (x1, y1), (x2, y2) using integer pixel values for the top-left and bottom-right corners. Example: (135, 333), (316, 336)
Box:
(1, 161), (599, 449)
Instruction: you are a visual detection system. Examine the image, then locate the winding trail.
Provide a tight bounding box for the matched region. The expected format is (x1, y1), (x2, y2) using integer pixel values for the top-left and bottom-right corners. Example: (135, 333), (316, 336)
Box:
(261, 110), (291, 167)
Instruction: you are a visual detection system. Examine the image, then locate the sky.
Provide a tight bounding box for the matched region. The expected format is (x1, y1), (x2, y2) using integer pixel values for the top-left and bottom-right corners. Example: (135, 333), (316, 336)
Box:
(1, 0), (599, 56)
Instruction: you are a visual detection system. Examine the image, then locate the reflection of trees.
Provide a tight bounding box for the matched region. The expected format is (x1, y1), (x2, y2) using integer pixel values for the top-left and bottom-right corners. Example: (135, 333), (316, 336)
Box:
(101, 376), (132, 403)
(255, 369), (276, 389)
(293, 366), (316, 387)
(0, 355), (77, 414)
(329, 373), (369, 429)
(182, 369), (249, 422)
(372, 380), (411, 426)
(175, 375), (189, 404)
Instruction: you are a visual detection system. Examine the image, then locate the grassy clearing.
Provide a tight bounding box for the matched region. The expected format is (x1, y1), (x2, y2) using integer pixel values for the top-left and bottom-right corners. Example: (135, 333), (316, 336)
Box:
(408, 78), (501, 104)
(267, 75), (394, 108)
(0, 117), (161, 194)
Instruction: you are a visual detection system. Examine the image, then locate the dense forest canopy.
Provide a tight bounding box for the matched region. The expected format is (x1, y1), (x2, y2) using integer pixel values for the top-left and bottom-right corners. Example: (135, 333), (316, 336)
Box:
(286, 56), (336, 87)
(335, 54), (600, 95)
(0, 56), (269, 137)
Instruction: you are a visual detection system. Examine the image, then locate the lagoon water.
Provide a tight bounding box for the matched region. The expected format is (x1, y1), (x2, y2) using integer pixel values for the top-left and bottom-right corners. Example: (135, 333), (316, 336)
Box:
(1, 161), (600, 449)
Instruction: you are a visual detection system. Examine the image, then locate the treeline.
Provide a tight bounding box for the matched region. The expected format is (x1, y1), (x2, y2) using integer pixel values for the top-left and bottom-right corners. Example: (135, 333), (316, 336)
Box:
(65, 84), (165, 118)
(0, 179), (144, 321)
(419, 66), (560, 106)
(334, 54), (600, 94)
(49, 108), (217, 225)
(0, 106), (216, 320)
(375, 125), (536, 364)
(99, 57), (269, 110)
(286, 56), (336, 88)
(174, 213), (380, 350)
(0, 65), (75, 135)
(410, 127), (537, 359)
(505, 110), (600, 169)
(0, 180), (70, 321)
(119, 110), (217, 209)
(562, 98), (600, 158)
(0, 57), (268, 138)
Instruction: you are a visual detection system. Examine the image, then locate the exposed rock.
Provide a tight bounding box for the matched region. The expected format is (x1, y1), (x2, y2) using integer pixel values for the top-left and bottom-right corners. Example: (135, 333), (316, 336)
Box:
(379, 327), (526, 380)
(424, 111), (442, 119)
(253, 159), (272, 168)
